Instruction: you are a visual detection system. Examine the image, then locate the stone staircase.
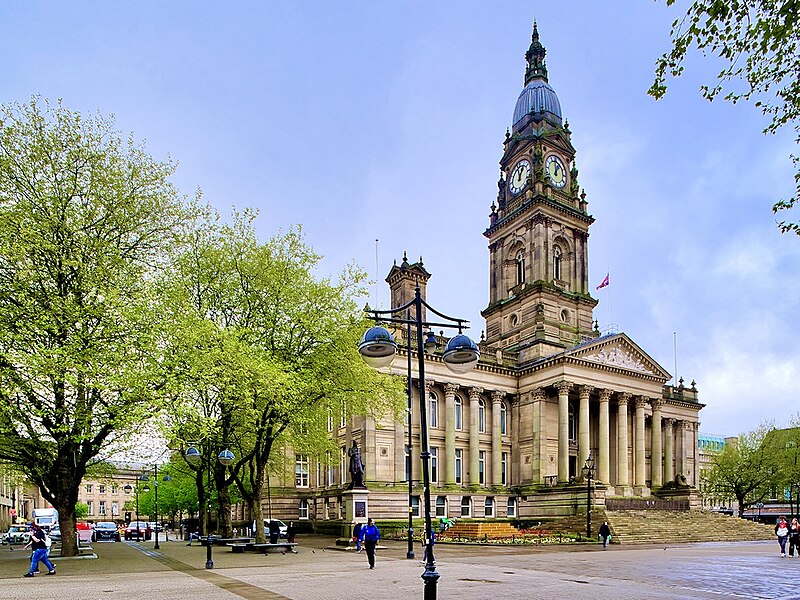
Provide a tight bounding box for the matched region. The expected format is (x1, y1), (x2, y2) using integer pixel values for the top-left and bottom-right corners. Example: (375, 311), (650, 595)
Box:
(444, 521), (521, 540)
(607, 510), (775, 544)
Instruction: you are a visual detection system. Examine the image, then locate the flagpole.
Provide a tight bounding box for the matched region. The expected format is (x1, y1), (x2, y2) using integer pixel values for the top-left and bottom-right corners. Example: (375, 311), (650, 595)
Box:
(607, 269), (611, 332)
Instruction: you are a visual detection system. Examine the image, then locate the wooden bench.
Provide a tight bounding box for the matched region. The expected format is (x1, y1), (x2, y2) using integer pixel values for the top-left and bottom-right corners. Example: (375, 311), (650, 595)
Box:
(228, 542), (298, 554)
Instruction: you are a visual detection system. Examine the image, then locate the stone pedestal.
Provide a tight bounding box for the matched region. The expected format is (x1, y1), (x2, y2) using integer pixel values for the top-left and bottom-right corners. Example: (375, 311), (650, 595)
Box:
(340, 488), (370, 541)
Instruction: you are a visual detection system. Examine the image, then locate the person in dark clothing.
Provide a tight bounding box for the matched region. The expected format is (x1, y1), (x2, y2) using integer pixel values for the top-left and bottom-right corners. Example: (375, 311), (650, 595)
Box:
(268, 520), (280, 544)
(23, 524), (55, 577)
(287, 522), (296, 544)
(776, 516), (790, 557)
(598, 521), (611, 548)
(360, 518), (380, 569)
(352, 521), (363, 552)
(789, 518), (800, 557)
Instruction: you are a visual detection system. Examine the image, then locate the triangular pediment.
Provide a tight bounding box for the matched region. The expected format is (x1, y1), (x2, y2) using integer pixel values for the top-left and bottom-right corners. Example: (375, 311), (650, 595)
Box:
(564, 333), (671, 380)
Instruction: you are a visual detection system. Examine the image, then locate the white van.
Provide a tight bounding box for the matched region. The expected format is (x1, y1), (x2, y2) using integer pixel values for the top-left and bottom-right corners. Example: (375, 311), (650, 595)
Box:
(32, 508), (59, 533)
(252, 519), (288, 538)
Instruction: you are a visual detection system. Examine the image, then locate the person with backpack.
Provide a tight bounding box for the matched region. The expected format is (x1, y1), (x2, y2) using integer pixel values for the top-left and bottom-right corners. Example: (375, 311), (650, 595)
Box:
(22, 523), (55, 577)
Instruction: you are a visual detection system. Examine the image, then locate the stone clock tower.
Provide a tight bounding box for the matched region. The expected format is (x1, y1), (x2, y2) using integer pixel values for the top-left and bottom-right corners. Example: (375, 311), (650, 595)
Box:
(482, 23), (598, 361)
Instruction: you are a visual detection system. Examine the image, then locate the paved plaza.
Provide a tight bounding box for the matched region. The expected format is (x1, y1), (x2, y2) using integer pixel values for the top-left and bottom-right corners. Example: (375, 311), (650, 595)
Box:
(0, 535), (795, 600)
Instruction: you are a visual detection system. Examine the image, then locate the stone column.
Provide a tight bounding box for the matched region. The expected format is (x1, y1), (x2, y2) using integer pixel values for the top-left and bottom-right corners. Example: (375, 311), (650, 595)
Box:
(664, 418), (675, 484)
(578, 385), (593, 469)
(598, 389), (611, 484)
(469, 387), (483, 486)
(444, 383), (459, 485)
(634, 397), (647, 488)
(556, 381), (572, 483)
(679, 420), (692, 480)
(531, 388), (547, 484)
(693, 422), (700, 487)
(650, 400), (663, 488)
(616, 393), (631, 488)
(492, 391), (504, 486)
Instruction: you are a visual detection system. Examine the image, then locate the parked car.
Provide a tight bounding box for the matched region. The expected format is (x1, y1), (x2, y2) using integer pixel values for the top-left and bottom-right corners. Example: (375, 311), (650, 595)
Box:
(4, 525), (30, 544)
(93, 521), (121, 542)
(124, 521), (151, 541)
(253, 519), (288, 539)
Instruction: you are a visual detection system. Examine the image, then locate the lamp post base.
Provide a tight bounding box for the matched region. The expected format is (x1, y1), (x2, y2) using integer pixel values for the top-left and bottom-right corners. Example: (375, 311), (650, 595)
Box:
(421, 563), (440, 600)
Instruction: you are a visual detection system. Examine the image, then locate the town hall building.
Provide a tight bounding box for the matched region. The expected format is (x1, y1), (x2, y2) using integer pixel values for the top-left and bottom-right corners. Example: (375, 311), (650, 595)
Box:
(263, 23), (703, 526)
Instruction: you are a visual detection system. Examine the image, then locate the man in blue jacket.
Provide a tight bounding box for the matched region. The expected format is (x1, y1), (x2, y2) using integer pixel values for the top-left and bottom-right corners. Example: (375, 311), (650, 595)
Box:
(360, 518), (380, 569)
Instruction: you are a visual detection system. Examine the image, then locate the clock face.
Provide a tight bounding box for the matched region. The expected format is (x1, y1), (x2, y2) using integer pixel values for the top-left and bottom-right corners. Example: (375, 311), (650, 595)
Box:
(508, 159), (531, 195)
(545, 155), (567, 188)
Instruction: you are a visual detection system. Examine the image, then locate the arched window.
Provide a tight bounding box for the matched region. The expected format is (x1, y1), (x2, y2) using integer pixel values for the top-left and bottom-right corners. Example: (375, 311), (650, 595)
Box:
(478, 399), (486, 433)
(507, 497), (517, 517)
(455, 396), (463, 430)
(500, 402), (508, 435)
(429, 391), (439, 428)
(553, 247), (562, 280)
(460, 496), (472, 517)
(516, 250), (526, 285)
(485, 496), (495, 517)
(435, 496), (447, 517)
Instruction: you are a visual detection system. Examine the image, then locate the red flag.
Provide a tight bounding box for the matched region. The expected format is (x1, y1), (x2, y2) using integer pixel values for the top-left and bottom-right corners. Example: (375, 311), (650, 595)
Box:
(596, 274), (609, 290)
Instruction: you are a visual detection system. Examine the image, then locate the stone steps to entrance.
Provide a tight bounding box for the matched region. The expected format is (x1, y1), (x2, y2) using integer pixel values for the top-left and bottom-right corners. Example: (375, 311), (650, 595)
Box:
(607, 510), (774, 544)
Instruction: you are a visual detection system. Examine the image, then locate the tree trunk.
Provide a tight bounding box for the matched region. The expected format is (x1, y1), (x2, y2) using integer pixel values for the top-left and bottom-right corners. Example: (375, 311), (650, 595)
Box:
(214, 462), (233, 537)
(252, 467), (267, 543)
(53, 502), (78, 557)
(736, 492), (747, 519)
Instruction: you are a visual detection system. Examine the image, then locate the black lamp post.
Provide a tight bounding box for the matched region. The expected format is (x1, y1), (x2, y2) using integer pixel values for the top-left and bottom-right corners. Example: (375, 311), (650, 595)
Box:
(755, 501), (764, 523)
(359, 285), (480, 600)
(185, 444), (235, 570)
(405, 310), (415, 560)
(582, 454), (595, 538)
(142, 464), (172, 550)
(124, 477), (148, 542)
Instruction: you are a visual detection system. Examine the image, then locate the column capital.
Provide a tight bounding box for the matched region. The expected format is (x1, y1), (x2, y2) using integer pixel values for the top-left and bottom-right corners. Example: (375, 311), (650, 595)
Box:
(555, 381), (573, 395)
(444, 382), (460, 395)
(532, 388), (547, 402)
(469, 387), (484, 400)
(491, 390), (506, 404)
(650, 398), (664, 412)
(578, 385), (594, 400)
(635, 396), (649, 410)
(681, 420), (695, 431)
(616, 392), (631, 408)
(598, 389), (612, 403)
(664, 417), (676, 429)
(425, 380), (435, 391)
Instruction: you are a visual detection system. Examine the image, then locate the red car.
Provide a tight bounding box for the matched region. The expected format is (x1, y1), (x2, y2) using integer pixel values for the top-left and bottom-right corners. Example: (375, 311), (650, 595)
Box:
(124, 521), (151, 541)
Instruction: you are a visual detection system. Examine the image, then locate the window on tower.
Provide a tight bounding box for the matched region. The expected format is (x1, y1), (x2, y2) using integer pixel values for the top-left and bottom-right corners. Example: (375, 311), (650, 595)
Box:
(553, 247), (562, 280)
(516, 250), (525, 285)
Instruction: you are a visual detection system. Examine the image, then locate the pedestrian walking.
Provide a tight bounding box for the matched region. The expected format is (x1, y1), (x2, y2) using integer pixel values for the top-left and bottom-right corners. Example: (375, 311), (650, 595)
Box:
(22, 523), (55, 577)
(775, 515), (789, 557)
(789, 517), (800, 557)
(360, 518), (380, 569)
(268, 519), (281, 544)
(287, 522), (297, 544)
(352, 521), (362, 552)
(598, 521), (611, 548)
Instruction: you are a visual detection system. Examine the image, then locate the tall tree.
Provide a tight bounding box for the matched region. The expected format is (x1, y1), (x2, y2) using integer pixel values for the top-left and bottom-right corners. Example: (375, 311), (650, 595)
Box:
(651, 0), (800, 232)
(0, 98), (192, 555)
(163, 213), (404, 543)
(701, 425), (780, 517)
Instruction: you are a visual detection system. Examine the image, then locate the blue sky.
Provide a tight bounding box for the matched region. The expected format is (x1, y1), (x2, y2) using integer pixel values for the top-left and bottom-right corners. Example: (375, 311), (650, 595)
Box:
(2, 1), (797, 437)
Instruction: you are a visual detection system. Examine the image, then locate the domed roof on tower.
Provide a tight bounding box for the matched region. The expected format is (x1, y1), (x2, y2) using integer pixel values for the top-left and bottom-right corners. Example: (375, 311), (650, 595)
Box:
(512, 22), (562, 131)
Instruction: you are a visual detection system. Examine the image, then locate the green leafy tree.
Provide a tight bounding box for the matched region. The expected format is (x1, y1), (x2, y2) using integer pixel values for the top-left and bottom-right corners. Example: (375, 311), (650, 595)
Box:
(163, 213), (404, 543)
(74, 502), (89, 520)
(651, 0), (800, 232)
(0, 98), (192, 556)
(701, 425), (781, 517)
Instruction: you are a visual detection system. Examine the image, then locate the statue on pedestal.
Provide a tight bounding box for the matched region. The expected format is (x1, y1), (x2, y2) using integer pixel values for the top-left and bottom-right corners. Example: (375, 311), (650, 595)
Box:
(348, 440), (366, 489)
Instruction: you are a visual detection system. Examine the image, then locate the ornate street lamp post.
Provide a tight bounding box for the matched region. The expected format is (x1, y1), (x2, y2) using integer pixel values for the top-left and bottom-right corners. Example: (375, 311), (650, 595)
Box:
(583, 454), (595, 538)
(185, 444), (235, 570)
(142, 464), (172, 550)
(360, 285), (480, 600)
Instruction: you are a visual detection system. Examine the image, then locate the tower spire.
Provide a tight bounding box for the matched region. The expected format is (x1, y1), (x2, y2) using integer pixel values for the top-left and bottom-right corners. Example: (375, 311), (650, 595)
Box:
(525, 20), (548, 84)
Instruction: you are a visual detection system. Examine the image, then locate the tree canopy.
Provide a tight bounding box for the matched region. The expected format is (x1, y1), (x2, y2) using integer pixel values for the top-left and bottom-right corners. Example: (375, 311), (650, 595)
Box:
(651, 0), (800, 233)
(0, 98), (193, 555)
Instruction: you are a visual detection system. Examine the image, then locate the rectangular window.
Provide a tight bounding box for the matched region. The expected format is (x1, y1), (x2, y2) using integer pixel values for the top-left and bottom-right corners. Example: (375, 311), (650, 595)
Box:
(430, 447), (438, 483)
(88, 501), (94, 516)
(479, 451), (486, 485)
(340, 446), (347, 485)
(111, 501), (119, 516)
(435, 496), (447, 517)
(86, 484), (92, 493)
(460, 496), (471, 517)
(485, 496), (494, 517)
(327, 410), (333, 432)
(501, 452), (508, 486)
(327, 451), (334, 486)
(295, 454), (309, 488)
(112, 484), (119, 494)
(299, 499), (309, 520)
(429, 393), (438, 428)
(99, 484), (105, 494)
(410, 495), (421, 518)
(507, 497), (517, 517)
(455, 449), (463, 485)
(99, 500), (106, 516)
